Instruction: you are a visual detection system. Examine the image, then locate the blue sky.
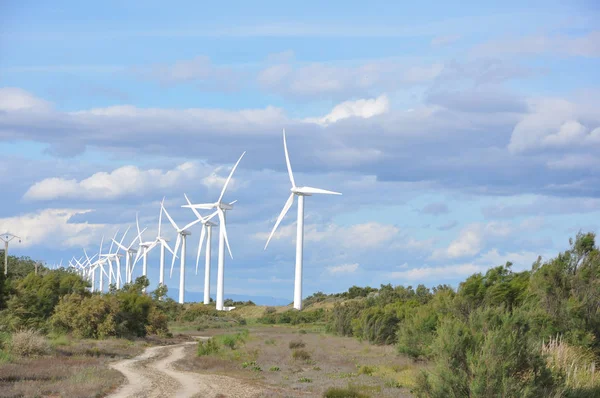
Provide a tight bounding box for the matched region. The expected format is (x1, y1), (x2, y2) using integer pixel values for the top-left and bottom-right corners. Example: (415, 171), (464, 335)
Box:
(1, 1), (600, 301)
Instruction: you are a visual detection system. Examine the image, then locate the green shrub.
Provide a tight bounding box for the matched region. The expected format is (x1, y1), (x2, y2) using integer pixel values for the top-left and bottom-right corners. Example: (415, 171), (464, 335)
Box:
(269, 366), (280, 371)
(242, 360), (256, 368)
(197, 338), (220, 356)
(221, 334), (237, 349)
(289, 339), (305, 349)
(357, 365), (377, 376)
(292, 349), (311, 361)
(10, 329), (50, 357)
(323, 386), (369, 398)
(299, 377), (312, 383)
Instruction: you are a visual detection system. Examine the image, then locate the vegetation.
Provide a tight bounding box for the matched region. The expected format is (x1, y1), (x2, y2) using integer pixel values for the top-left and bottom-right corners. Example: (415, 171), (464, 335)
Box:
(320, 232), (600, 397)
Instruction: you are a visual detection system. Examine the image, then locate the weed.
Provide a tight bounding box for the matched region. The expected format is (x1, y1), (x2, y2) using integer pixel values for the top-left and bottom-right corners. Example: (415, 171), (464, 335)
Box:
(269, 366), (281, 371)
(0, 349), (12, 363)
(384, 379), (403, 388)
(289, 339), (306, 349)
(221, 334), (238, 349)
(264, 338), (276, 345)
(252, 365), (262, 372)
(292, 349), (311, 361)
(323, 386), (369, 398)
(242, 361), (257, 368)
(298, 329), (307, 334)
(313, 366), (322, 371)
(357, 365), (377, 376)
(197, 338), (220, 356)
(299, 377), (312, 383)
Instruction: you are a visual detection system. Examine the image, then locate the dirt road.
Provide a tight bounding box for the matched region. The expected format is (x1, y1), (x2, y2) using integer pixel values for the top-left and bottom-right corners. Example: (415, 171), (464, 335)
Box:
(107, 341), (263, 398)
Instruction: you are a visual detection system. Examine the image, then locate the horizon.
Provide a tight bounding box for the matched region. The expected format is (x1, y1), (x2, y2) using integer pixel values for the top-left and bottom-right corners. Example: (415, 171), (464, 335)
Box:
(1, 1), (600, 301)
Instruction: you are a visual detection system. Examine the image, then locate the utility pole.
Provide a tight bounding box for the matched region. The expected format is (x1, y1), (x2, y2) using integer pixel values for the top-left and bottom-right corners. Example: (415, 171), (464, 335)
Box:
(1, 232), (22, 276)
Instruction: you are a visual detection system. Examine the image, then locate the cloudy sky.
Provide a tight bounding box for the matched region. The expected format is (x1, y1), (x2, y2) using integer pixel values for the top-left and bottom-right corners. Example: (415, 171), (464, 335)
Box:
(1, 1), (599, 300)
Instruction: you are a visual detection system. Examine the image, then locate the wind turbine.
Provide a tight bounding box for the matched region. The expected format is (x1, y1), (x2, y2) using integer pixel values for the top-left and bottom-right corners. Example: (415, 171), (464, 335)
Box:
(264, 130), (342, 310)
(183, 194), (219, 305)
(162, 203), (203, 304)
(104, 228), (129, 289)
(132, 212), (161, 293)
(149, 198), (177, 290)
(182, 152), (245, 311)
(113, 226), (146, 285)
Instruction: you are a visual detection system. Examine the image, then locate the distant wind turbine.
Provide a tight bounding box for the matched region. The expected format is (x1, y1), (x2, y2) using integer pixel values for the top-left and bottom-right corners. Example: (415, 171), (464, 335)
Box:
(182, 152), (245, 311)
(162, 203), (203, 304)
(264, 130), (342, 310)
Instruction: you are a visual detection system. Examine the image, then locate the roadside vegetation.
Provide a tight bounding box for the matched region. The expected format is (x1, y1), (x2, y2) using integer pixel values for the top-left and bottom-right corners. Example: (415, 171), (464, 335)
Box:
(0, 254), (178, 397)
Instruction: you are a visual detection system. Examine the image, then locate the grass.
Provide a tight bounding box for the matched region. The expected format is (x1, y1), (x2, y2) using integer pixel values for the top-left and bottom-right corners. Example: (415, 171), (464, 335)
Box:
(289, 339), (306, 349)
(175, 325), (421, 397)
(10, 330), (51, 357)
(543, 336), (599, 390)
(323, 386), (370, 398)
(292, 349), (311, 362)
(197, 338), (220, 356)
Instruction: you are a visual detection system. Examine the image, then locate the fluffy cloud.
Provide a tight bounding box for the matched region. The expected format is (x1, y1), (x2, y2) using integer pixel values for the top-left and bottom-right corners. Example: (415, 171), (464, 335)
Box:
(24, 162), (219, 201)
(306, 95), (390, 126)
(0, 209), (105, 248)
(0, 87), (51, 112)
(327, 263), (359, 274)
(431, 221), (513, 260)
(508, 98), (600, 153)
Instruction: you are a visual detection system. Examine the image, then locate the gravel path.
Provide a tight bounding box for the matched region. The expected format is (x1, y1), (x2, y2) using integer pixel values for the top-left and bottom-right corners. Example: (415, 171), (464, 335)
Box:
(107, 342), (262, 398)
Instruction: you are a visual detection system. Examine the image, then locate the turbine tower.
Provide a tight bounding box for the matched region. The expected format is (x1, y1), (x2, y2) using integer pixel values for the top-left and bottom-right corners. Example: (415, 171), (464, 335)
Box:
(183, 194), (219, 305)
(162, 203), (203, 304)
(113, 226), (145, 284)
(183, 152), (245, 311)
(131, 212), (158, 293)
(264, 130), (342, 310)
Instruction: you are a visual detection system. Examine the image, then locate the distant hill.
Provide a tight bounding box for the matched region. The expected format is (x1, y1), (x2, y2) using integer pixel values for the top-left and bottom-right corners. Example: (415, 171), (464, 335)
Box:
(166, 288), (291, 306)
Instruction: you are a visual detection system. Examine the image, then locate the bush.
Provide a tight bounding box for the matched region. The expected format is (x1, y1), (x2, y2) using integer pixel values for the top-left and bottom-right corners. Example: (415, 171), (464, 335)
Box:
(289, 339), (306, 349)
(221, 334), (238, 349)
(269, 366), (280, 371)
(197, 338), (220, 356)
(299, 377), (312, 383)
(292, 349), (311, 361)
(323, 386), (369, 398)
(10, 329), (50, 357)
(357, 365), (377, 376)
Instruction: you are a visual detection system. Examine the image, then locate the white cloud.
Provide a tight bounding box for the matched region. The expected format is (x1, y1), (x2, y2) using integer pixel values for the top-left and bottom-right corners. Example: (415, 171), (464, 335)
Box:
(546, 154), (600, 170)
(327, 263), (359, 274)
(390, 263), (484, 281)
(24, 162), (230, 201)
(431, 221), (513, 260)
(0, 209), (105, 248)
(508, 97), (600, 153)
(307, 95), (390, 126)
(0, 87), (51, 112)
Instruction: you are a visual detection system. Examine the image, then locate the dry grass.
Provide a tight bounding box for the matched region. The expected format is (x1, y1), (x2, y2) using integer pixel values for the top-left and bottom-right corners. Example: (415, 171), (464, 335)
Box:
(10, 330), (51, 357)
(175, 325), (422, 397)
(0, 336), (172, 398)
(542, 336), (599, 389)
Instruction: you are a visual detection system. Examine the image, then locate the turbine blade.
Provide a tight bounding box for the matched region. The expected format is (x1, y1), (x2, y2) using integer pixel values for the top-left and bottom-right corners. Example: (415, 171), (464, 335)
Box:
(217, 208), (233, 259)
(295, 186), (342, 195)
(136, 212), (143, 244)
(182, 203), (216, 210)
(118, 226), (131, 248)
(112, 239), (128, 253)
(170, 234), (181, 278)
(158, 197), (165, 236)
(183, 193), (205, 220)
(196, 225), (206, 275)
(264, 193), (295, 250)
(162, 205), (179, 231)
(182, 217), (202, 231)
(217, 151), (246, 203)
(109, 228), (119, 254)
(133, 247), (142, 266)
(99, 236), (104, 258)
(283, 129), (296, 188)
(161, 238), (176, 256)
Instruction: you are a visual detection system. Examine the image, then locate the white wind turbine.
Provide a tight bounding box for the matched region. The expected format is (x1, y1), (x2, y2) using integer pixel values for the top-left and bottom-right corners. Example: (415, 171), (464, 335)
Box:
(183, 194), (219, 305)
(132, 212), (163, 293)
(113, 226), (146, 285)
(182, 152), (245, 311)
(162, 203), (203, 304)
(264, 130), (342, 310)
(149, 198), (177, 289)
(105, 228), (129, 289)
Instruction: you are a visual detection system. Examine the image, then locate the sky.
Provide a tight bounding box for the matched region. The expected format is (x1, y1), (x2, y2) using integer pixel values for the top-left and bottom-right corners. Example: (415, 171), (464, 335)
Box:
(1, 1), (600, 301)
